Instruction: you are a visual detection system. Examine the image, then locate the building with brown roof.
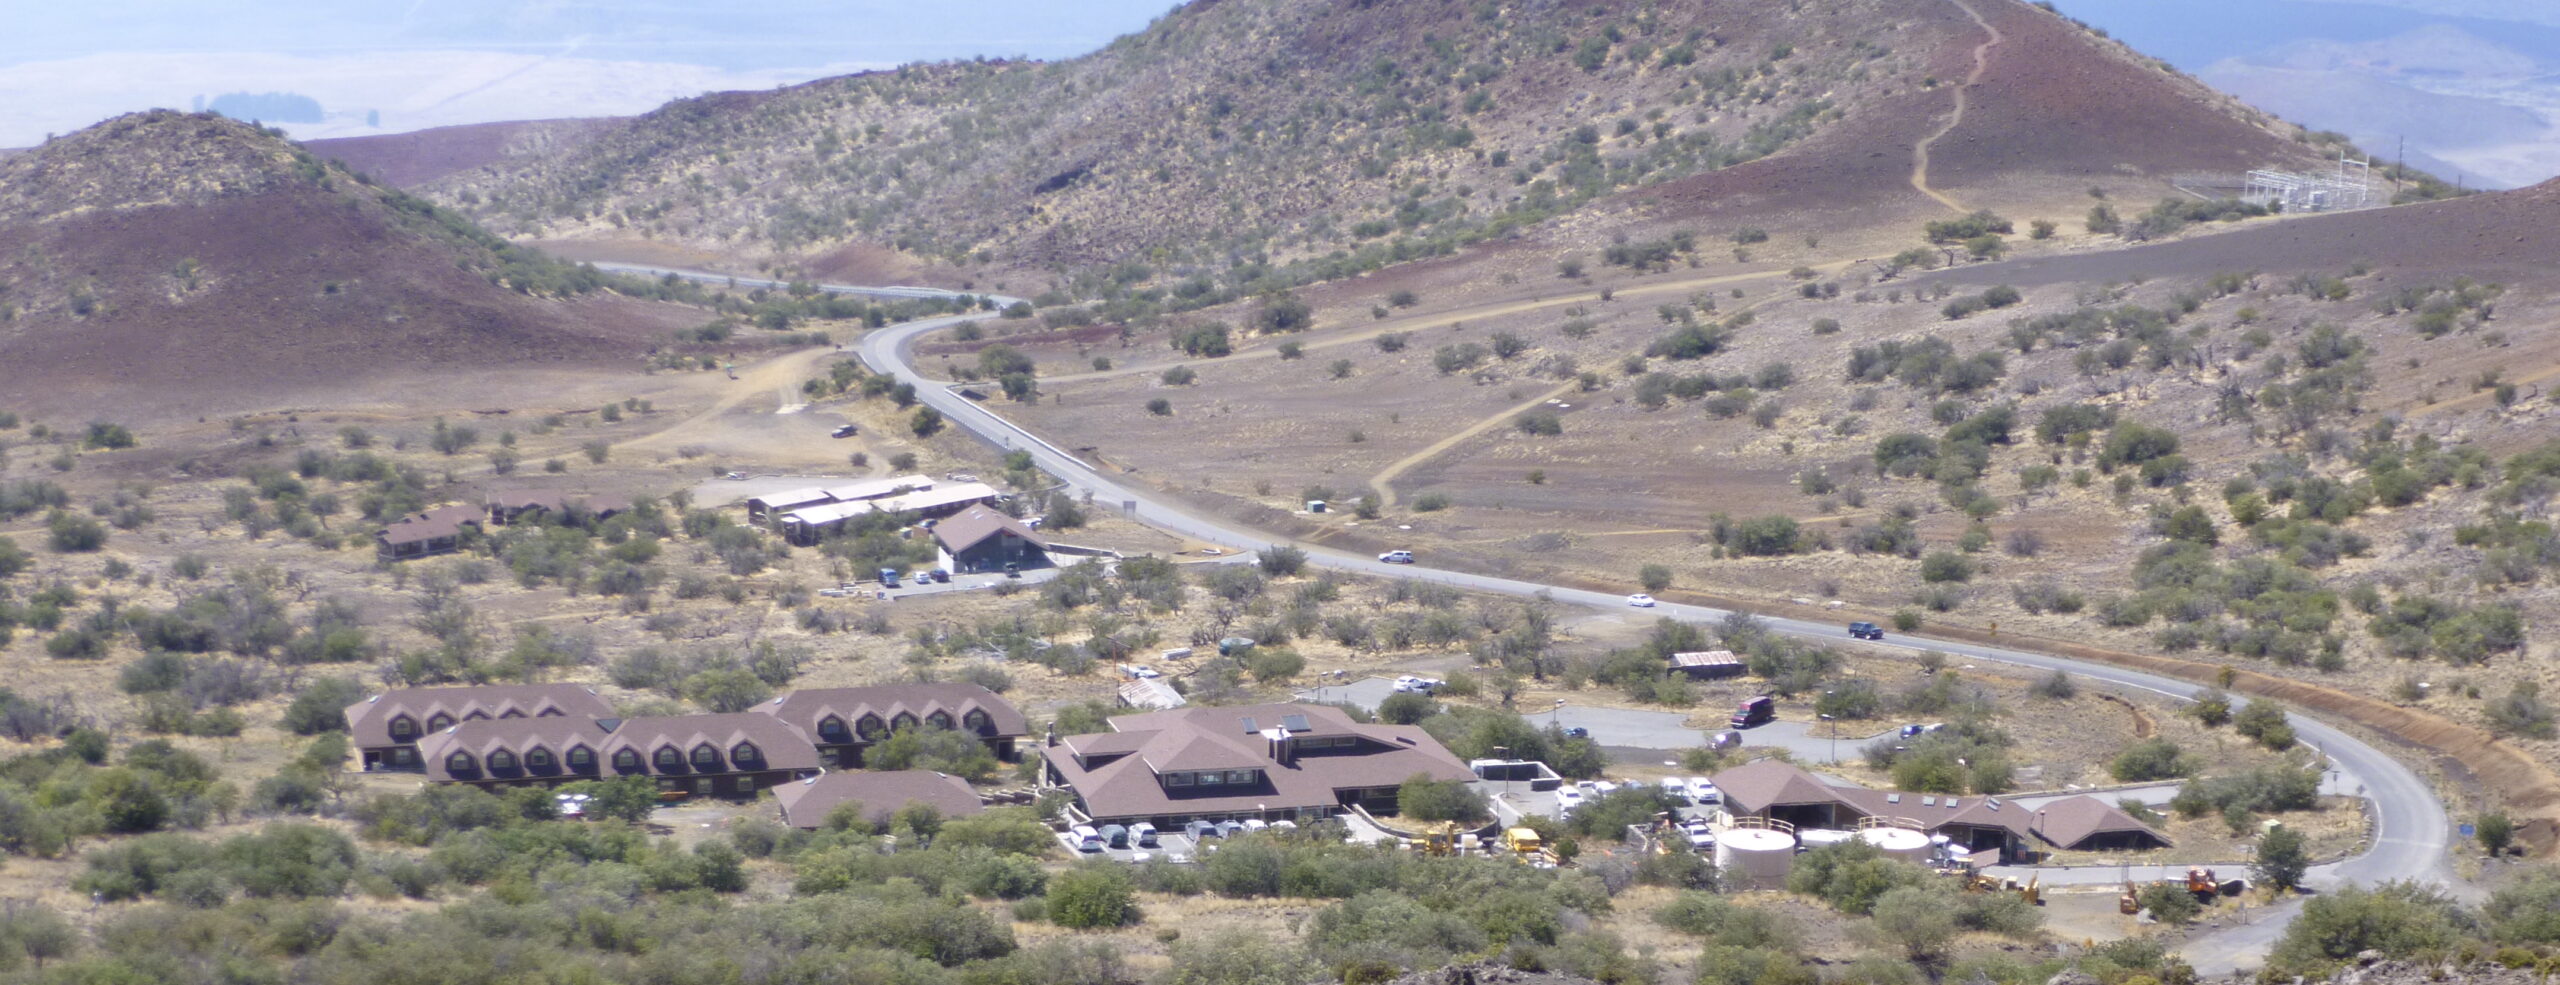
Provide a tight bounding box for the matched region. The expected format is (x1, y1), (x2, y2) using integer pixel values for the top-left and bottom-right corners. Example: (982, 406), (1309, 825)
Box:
(773, 770), (985, 829)
(932, 506), (1047, 574)
(753, 684), (1028, 768)
(375, 504), (482, 561)
(1711, 759), (2163, 861)
(484, 489), (632, 527)
(415, 711), (822, 797)
(1041, 702), (1475, 827)
(2031, 796), (2173, 851)
(345, 684), (613, 772)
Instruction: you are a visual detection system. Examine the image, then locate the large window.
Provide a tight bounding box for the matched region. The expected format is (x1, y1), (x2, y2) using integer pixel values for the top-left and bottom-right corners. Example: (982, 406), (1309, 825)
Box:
(964, 710), (992, 734)
(526, 749), (553, 770)
(818, 716), (848, 741)
(488, 750), (516, 770)
(1228, 770), (1257, 785)
(446, 752), (475, 773)
(856, 715), (886, 740)
(927, 711), (954, 730)
(567, 747), (593, 770)
(891, 713), (918, 731)
(614, 749), (640, 771)
(427, 713), (454, 732)
(691, 745), (720, 770)
(731, 743), (760, 765)
(389, 716), (417, 740)
(1166, 772), (1194, 787)
(654, 747), (682, 771)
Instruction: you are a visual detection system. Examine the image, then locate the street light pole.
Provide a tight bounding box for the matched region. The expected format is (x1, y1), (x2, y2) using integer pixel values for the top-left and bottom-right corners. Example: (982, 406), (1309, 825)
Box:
(1819, 714), (1837, 763)
(1552, 698), (1566, 729)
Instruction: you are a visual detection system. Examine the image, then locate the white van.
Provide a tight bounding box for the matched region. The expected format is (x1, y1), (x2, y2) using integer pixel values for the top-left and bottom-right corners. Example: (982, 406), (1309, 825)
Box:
(1071, 825), (1105, 852)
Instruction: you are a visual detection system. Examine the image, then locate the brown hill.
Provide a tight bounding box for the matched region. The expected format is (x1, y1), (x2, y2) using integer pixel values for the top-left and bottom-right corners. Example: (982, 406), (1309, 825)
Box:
(304, 118), (615, 189)
(1924, 174), (2560, 290)
(425, 0), (2321, 297)
(0, 111), (687, 421)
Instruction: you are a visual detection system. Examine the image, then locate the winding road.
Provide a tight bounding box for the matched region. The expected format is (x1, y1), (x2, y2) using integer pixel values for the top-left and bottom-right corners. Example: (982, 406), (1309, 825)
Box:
(610, 262), (2456, 975)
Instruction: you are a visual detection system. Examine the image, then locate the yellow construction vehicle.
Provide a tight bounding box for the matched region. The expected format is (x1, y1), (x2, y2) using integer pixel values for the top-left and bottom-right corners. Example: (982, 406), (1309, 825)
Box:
(1502, 827), (1544, 855)
(2119, 881), (2141, 915)
(2186, 867), (2220, 902)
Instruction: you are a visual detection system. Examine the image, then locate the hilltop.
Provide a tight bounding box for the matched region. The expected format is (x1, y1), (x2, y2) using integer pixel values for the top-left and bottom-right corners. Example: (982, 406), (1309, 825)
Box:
(421, 0), (2321, 296)
(0, 111), (695, 420)
(304, 118), (616, 190)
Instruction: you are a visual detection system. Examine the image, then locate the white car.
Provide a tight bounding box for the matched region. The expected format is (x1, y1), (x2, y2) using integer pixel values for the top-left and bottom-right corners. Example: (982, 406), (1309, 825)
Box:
(1554, 788), (1586, 813)
(1684, 825), (1717, 850)
(1626, 594), (1657, 607)
(1379, 550), (1415, 564)
(1130, 666), (1162, 679)
(1592, 780), (1619, 796)
(1687, 778), (1721, 805)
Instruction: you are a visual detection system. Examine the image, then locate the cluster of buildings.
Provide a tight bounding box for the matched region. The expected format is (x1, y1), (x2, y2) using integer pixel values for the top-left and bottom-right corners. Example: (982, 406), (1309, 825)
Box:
(1710, 759), (2169, 863)
(344, 681), (1478, 834)
(375, 489), (632, 561)
(741, 474), (1004, 546)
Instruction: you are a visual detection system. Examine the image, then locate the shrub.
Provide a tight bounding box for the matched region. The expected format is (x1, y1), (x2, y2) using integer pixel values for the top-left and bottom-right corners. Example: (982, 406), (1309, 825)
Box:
(1146, 398), (1172, 416)
(45, 511), (106, 552)
(1396, 774), (1490, 824)
(1048, 864), (1142, 928)
(2138, 881), (2201, 924)
(1918, 551), (1972, 583)
(1638, 564), (1672, 593)
(1513, 410), (1562, 436)
(280, 677), (368, 735)
(2029, 670), (2076, 700)
(2108, 738), (2193, 782)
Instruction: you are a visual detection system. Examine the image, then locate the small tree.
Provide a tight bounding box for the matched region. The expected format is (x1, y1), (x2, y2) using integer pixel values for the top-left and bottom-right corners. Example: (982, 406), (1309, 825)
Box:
(2475, 810), (2514, 857)
(2254, 824), (2309, 892)
(2137, 881), (2201, 925)
(1638, 564), (1672, 593)
(1872, 884), (1960, 960)
(1397, 773), (1491, 824)
(1146, 398), (1172, 416)
(910, 406), (943, 437)
(1256, 546), (1308, 576)
(2030, 670), (2077, 700)
(684, 668), (773, 713)
(2187, 688), (2233, 728)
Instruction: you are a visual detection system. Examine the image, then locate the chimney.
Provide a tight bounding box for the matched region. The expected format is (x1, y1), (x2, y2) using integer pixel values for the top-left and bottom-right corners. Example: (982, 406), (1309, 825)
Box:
(1045, 723), (1057, 747)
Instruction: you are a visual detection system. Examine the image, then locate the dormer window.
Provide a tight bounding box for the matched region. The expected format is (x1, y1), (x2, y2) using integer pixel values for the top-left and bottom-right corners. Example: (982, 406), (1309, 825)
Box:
(691, 744), (721, 770)
(567, 747), (594, 771)
(856, 714), (886, 740)
(818, 716), (848, 741)
(538, 707), (564, 717)
(389, 716), (418, 740)
(891, 712), (919, 731)
(963, 709), (992, 734)
(464, 711), (489, 721)
(927, 711), (954, 730)
(488, 750), (516, 770)
(499, 709), (525, 719)
(731, 742), (760, 764)
(614, 749), (641, 771)
(526, 748), (553, 770)
(654, 747), (682, 771)
(427, 713), (454, 731)
(446, 752), (475, 773)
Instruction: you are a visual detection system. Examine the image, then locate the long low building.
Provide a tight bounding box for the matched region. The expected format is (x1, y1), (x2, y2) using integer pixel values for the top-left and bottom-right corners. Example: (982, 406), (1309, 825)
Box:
(345, 684), (614, 771)
(416, 712), (824, 798)
(778, 482), (1003, 544)
(753, 684), (1028, 768)
(774, 770), (985, 829)
(746, 474), (937, 526)
(1042, 702), (1474, 827)
(1711, 759), (2169, 861)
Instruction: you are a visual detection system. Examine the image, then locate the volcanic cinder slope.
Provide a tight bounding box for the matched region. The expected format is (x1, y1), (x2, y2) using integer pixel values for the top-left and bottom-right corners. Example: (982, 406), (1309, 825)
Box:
(0, 111), (691, 420)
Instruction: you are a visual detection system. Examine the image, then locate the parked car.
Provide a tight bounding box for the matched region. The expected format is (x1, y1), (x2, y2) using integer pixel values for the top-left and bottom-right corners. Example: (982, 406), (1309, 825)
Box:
(1132, 822), (1160, 848)
(1129, 666), (1163, 679)
(1686, 778), (1721, 805)
(1003, 562), (1021, 578)
(830, 424), (859, 438)
(1071, 825), (1105, 852)
(1561, 726), (1591, 739)
(1848, 620), (1885, 640)
(878, 567), (901, 588)
(1708, 730), (1744, 750)
(1730, 695), (1776, 729)
(930, 569), (951, 583)
(1626, 593), (1657, 608)
(1898, 723), (1944, 738)
(1554, 788), (1586, 813)
(1379, 550), (1415, 564)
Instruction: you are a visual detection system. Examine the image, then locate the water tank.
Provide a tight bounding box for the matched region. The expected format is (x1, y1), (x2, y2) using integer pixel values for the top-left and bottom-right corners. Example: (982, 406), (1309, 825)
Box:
(1857, 825), (1931, 864)
(1714, 827), (1797, 890)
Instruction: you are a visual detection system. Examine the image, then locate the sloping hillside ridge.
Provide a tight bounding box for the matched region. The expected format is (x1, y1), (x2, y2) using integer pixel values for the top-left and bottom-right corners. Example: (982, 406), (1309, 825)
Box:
(0, 111), (682, 420)
(429, 0), (2324, 295)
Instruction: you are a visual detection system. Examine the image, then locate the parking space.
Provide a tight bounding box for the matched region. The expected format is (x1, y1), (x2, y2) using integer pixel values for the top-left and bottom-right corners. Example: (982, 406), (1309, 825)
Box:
(1293, 676), (1406, 712)
(1484, 777), (1728, 828)
(1727, 719), (1899, 764)
(1055, 829), (1204, 862)
(824, 566), (1062, 602)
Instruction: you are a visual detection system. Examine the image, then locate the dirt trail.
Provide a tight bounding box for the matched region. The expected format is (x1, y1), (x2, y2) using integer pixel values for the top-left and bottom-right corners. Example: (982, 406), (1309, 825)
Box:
(615, 346), (838, 459)
(1040, 263), (1850, 387)
(1909, 0), (2002, 213)
(1369, 381), (1578, 507)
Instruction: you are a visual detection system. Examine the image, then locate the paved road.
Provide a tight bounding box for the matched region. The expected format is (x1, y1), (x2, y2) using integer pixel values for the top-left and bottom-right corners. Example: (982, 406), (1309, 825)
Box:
(616, 263), (2458, 976)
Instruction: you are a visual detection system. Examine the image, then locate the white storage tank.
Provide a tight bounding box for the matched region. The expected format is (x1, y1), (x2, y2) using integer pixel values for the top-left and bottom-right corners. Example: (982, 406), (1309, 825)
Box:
(1857, 825), (1931, 864)
(1715, 826), (1798, 890)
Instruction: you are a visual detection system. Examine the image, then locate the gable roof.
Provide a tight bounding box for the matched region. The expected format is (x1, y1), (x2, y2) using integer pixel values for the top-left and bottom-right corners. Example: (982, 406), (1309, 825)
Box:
(413, 711), (822, 781)
(754, 684), (1029, 740)
(1048, 702), (1472, 821)
(2030, 796), (2170, 849)
(486, 489), (632, 516)
(773, 770), (984, 828)
(377, 504), (481, 546)
(344, 684), (613, 749)
(932, 506), (1046, 555)
(1669, 650), (1741, 670)
(1714, 759), (1861, 813)
(1118, 678), (1186, 710)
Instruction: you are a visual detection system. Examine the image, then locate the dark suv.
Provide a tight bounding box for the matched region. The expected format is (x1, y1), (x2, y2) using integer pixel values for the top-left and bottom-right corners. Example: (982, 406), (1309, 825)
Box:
(1847, 621), (1885, 640)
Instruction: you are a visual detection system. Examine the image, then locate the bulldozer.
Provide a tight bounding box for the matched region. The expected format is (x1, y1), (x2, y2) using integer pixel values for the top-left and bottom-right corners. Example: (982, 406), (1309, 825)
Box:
(2118, 881), (2141, 916)
(1963, 872), (2042, 905)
